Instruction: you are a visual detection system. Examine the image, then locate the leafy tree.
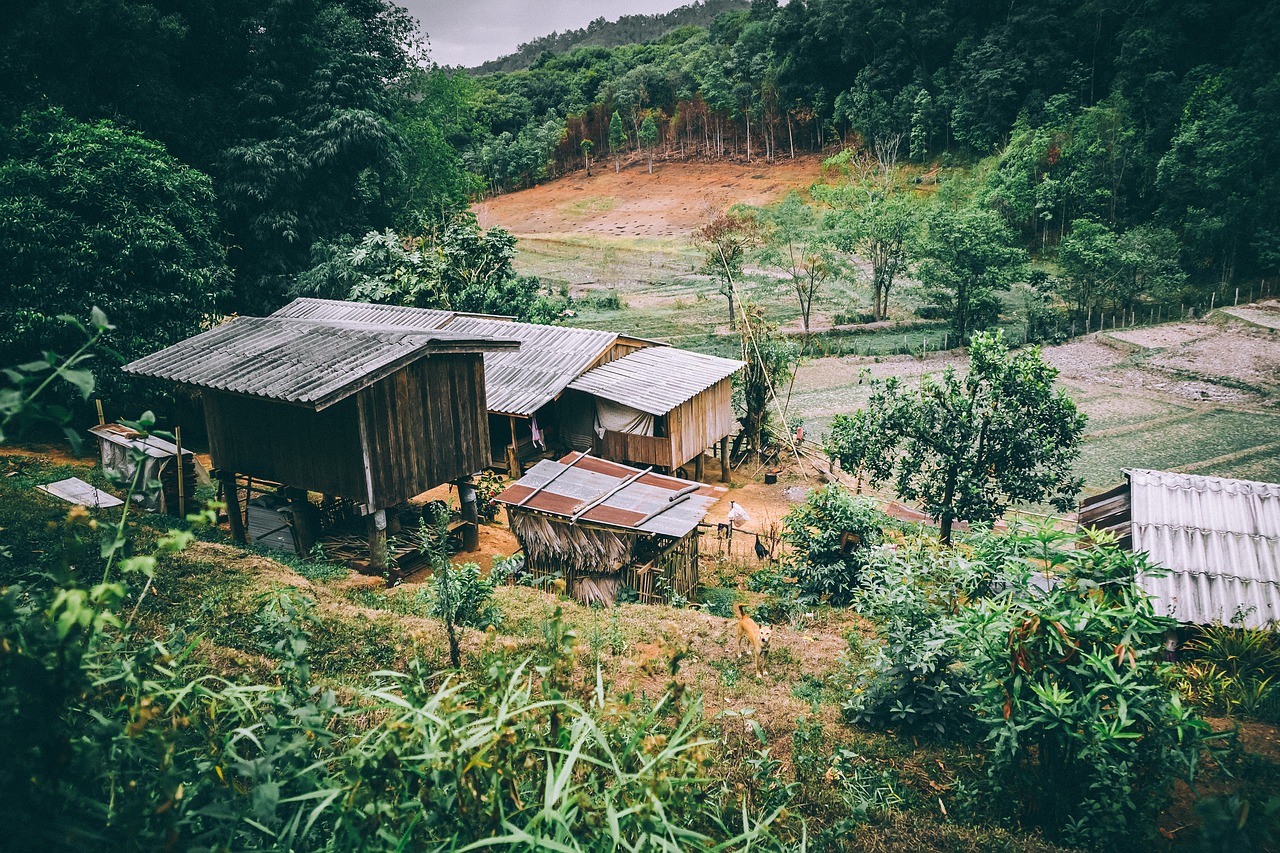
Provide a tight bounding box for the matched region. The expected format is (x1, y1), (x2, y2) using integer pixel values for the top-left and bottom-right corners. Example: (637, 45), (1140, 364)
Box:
(759, 193), (844, 339)
(780, 485), (884, 605)
(823, 182), (919, 321)
(0, 109), (228, 406)
(639, 113), (660, 173)
(1157, 76), (1261, 287)
(696, 208), (764, 329)
(1057, 219), (1121, 322)
(393, 67), (483, 222)
(299, 213), (557, 323)
(915, 206), (1026, 341)
(828, 331), (1085, 545)
(609, 109), (626, 171)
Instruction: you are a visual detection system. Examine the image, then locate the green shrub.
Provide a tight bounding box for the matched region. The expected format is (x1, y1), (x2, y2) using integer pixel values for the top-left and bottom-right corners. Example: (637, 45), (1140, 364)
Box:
(698, 586), (740, 618)
(963, 532), (1215, 849)
(841, 537), (983, 738)
(1176, 623), (1280, 722)
(780, 485), (885, 605)
(426, 560), (501, 629)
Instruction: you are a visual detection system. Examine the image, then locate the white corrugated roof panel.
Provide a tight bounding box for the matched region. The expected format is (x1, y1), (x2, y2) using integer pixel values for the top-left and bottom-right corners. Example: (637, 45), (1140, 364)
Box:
(124, 316), (515, 410)
(444, 318), (617, 416)
(566, 347), (745, 416)
(1128, 468), (1280, 628)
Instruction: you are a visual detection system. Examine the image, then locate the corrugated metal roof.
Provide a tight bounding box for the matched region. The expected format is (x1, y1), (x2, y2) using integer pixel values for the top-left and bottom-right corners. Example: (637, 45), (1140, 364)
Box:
(566, 347), (744, 416)
(495, 452), (726, 539)
(272, 299), (620, 416)
(271, 297), (457, 330)
(1128, 468), (1280, 628)
(123, 316), (515, 411)
(444, 317), (617, 416)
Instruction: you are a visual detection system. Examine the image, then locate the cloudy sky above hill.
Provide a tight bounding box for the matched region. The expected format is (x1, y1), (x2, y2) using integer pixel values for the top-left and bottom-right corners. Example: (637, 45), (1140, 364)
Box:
(402, 0), (689, 67)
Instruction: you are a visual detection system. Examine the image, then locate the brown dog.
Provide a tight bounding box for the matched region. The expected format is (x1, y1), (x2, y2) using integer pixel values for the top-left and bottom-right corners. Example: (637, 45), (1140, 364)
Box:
(733, 603), (772, 678)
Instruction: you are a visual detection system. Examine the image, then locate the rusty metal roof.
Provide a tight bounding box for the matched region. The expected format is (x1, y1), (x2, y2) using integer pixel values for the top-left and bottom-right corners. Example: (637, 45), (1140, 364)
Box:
(442, 317), (617, 416)
(1128, 468), (1280, 628)
(495, 452), (725, 538)
(566, 347), (744, 416)
(123, 316), (515, 411)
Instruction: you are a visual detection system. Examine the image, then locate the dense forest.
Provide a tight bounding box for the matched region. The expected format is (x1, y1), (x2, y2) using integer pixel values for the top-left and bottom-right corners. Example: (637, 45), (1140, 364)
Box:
(471, 0), (749, 74)
(460, 0), (1279, 291)
(2, 0), (1278, 401)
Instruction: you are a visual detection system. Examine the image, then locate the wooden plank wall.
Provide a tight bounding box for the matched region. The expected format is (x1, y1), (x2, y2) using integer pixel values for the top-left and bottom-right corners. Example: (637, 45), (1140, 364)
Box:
(667, 378), (734, 470)
(594, 338), (652, 367)
(359, 353), (490, 507)
(203, 391), (367, 499)
(602, 430), (674, 469)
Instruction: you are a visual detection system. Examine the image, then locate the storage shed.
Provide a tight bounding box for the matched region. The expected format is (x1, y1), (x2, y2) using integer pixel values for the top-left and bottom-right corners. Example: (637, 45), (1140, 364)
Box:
(566, 346), (744, 479)
(1079, 468), (1280, 628)
(123, 314), (516, 568)
(494, 452), (726, 606)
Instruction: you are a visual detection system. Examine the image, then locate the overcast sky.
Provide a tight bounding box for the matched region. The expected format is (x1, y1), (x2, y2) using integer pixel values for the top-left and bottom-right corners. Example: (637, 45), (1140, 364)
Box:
(402, 0), (691, 68)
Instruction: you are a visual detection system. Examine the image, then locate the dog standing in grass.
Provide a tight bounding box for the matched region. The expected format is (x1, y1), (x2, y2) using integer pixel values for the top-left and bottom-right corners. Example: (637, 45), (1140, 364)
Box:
(733, 603), (771, 678)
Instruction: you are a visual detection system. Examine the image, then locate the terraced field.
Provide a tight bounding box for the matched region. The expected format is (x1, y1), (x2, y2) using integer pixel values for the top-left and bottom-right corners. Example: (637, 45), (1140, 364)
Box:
(486, 162), (1280, 500)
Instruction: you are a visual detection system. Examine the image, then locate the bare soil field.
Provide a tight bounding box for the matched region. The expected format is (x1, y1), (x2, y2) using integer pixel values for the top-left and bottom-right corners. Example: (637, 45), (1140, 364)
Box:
(475, 155), (829, 238)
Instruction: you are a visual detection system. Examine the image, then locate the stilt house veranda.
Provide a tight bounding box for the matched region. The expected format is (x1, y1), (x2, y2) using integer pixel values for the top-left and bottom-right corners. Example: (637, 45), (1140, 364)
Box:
(494, 452), (726, 606)
(123, 315), (516, 567)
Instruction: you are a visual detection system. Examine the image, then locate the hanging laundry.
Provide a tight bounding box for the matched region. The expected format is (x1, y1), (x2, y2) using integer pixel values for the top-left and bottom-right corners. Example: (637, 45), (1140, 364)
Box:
(530, 415), (546, 450)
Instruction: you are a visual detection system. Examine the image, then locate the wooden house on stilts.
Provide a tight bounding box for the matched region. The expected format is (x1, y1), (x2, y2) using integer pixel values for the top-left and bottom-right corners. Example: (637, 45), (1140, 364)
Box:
(494, 452), (726, 606)
(124, 315), (516, 568)
(268, 299), (743, 478)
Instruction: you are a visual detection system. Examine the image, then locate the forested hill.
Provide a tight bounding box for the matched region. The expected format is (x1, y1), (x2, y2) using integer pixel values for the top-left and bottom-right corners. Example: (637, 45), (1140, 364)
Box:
(462, 0), (1279, 289)
(470, 0), (748, 74)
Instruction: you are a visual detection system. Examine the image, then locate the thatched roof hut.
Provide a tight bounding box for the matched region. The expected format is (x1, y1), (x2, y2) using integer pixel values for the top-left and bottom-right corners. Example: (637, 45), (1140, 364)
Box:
(494, 452), (726, 605)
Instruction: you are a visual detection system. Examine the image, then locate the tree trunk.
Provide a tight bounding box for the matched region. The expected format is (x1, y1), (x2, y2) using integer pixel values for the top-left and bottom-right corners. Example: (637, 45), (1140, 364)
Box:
(939, 468), (958, 545)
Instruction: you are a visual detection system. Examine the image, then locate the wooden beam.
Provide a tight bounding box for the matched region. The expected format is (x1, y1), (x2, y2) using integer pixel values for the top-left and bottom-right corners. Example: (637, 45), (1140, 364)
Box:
(571, 466), (652, 522)
(457, 477), (480, 551)
(634, 493), (692, 528)
(367, 509), (388, 572)
(507, 415), (522, 477)
(174, 426), (185, 519)
(694, 452), (704, 482)
(719, 435), (730, 483)
(220, 471), (246, 544)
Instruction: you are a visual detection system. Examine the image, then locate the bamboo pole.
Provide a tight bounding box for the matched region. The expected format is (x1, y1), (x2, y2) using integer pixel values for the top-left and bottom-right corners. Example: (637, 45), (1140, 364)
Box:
(175, 426), (185, 518)
(95, 398), (105, 426)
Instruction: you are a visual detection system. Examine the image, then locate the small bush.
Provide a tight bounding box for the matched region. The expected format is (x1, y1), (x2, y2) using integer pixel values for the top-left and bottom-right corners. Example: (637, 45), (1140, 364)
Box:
(913, 304), (949, 320)
(474, 469), (506, 523)
(427, 561), (501, 629)
(841, 539), (979, 738)
(1176, 623), (1280, 721)
(699, 586), (740, 618)
(780, 485), (885, 605)
(586, 290), (625, 310)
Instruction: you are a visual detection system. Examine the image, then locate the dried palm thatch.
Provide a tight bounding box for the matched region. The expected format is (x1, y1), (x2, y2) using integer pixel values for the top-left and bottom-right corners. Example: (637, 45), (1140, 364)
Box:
(509, 510), (632, 571)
